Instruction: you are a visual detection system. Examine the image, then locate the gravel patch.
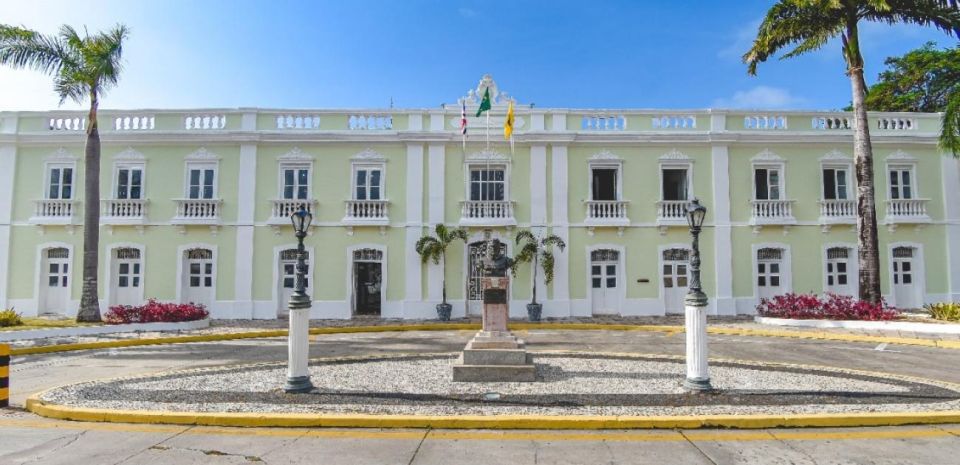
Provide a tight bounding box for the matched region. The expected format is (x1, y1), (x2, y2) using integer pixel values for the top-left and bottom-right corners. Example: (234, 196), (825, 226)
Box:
(39, 353), (960, 417)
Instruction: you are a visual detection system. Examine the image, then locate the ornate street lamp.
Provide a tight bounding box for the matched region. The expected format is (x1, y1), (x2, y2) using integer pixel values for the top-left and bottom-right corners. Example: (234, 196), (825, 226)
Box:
(683, 198), (712, 391)
(285, 205), (314, 393)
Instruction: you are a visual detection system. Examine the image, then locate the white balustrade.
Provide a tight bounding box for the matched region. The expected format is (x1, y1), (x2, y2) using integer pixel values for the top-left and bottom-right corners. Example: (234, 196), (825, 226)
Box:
(348, 114), (393, 130)
(173, 199), (222, 222)
(586, 200), (630, 220)
(460, 200), (515, 223)
(811, 116), (852, 130)
(184, 114), (226, 130)
(581, 114), (626, 131)
(32, 199), (75, 220)
(343, 199), (389, 222)
(276, 114), (321, 129)
(885, 198), (930, 220)
(114, 115), (155, 131)
(652, 115), (696, 129)
(656, 200), (689, 222)
(743, 115), (787, 129)
(48, 117), (85, 131)
(819, 199), (856, 219)
(876, 117), (916, 131)
(750, 199), (796, 223)
(101, 199), (147, 221)
(270, 199), (317, 222)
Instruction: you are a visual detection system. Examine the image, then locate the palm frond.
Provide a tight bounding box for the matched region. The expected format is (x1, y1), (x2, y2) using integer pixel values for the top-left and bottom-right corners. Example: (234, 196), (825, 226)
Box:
(415, 236), (440, 264)
(540, 250), (556, 285)
(447, 227), (468, 244)
(514, 229), (535, 245)
(540, 234), (566, 251)
(743, 1), (845, 75)
(514, 242), (538, 265)
(864, 1), (960, 39)
(940, 86), (960, 156)
(0, 24), (70, 76)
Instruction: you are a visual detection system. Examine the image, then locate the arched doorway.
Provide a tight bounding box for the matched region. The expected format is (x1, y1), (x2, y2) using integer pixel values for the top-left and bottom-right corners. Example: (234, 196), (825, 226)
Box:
(39, 247), (70, 314)
(110, 247), (143, 306)
(352, 248), (383, 316)
(277, 248), (309, 317)
(661, 248), (690, 314)
(181, 248), (214, 307)
(590, 248), (621, 315)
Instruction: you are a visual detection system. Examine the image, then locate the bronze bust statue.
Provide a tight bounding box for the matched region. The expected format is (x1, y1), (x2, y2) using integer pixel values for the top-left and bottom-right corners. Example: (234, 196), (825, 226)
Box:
(479, 238), (513, 278)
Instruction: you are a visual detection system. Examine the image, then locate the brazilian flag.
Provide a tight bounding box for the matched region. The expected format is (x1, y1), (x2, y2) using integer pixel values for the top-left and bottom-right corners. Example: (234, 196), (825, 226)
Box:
(475, 87), (491, 117)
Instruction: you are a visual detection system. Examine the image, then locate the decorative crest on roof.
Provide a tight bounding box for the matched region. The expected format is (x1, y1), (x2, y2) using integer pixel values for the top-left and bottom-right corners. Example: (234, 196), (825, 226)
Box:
(278, 147), (314, 161)
(351, 148), (386, 162)
(751, 148), (784, 162)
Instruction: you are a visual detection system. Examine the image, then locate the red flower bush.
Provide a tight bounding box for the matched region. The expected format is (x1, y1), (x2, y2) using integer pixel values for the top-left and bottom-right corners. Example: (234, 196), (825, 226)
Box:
(104, 299), (209, 324)
(756, 293), (899, 321)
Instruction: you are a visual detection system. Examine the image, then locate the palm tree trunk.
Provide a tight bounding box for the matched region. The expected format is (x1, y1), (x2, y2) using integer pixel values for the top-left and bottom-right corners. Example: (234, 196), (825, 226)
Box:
(77, 92), (102, 322)
(846, 20), (883, 304)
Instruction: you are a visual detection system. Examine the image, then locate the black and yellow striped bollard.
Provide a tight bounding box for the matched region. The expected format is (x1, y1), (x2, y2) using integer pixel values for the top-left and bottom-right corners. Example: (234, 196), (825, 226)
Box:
(0, 343), (9, 407)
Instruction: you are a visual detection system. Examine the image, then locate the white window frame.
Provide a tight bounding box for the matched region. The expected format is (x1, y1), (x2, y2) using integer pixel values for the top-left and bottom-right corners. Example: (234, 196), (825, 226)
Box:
(32, 242), (75, 314)
(345, 244), (388, 317)
(887, 164), (918, 200)
(184, 163), (218, 199)
(821, 165), (852, 201)
(465, 164), (509, 202)
(585, 244), (626, 315)
(351, 163), (385, 201)
(588, 151), (624, 201)
(463, 149), (512, 203)
(887, 242), (926, 308)
(822, 243), (858, 295)
(175, 243), (218, 304)
(44, 162), (76, 200)
(752, 164), (784, 201)
(113, 163), (146, 200)
(751, 243), (792, 300)
(659, 163), (693, 202)
(103, 242), (146, 307)
(278, 163), (312, 200)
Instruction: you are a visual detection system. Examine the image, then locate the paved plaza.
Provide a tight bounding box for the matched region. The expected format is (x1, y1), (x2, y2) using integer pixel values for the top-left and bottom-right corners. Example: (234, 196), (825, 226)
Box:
(3, 326), (960, 464)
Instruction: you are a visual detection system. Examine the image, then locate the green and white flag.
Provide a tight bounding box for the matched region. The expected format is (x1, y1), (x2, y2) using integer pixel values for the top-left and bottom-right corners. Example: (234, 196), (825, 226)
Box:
(475, 87), (491, 117)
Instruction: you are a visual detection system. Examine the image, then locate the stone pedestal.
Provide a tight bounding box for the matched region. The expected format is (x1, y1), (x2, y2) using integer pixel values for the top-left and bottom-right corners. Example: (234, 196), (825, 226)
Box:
(452, 276), (536, 382)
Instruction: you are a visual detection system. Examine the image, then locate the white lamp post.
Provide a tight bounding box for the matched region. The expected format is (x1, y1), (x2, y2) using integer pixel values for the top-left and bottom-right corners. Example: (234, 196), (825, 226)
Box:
(285, 206), (314, 393)
(683, 198), (712, 392)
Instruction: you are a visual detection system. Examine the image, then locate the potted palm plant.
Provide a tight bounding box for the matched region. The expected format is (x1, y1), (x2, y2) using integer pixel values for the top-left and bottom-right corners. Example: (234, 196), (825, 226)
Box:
(415, 224), (468, 321)
(511, 230), (566, 322)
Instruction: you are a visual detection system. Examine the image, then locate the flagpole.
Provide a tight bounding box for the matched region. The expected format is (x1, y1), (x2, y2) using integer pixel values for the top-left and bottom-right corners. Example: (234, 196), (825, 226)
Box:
(485, 111), (490, 150)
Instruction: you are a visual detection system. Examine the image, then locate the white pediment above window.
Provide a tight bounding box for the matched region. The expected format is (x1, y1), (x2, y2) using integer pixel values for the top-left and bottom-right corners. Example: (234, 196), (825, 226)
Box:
(886, 149), (916, 162)
(185, 147), (220, 161)
(588, 150), (622, 163)
(351, 148), (386, 162)
(820, 149), (852, 162)
(278, 147), (314, 162)
(751, 149), (784, 163)
(45, 147), (78, 162)
(465, 149), (511, 164)
(114, 147), (146, 162)
(659, 148), (693, 163)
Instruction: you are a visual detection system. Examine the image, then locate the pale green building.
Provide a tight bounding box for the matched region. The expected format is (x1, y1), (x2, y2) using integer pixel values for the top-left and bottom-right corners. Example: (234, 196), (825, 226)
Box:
(0, 75), (957, 319)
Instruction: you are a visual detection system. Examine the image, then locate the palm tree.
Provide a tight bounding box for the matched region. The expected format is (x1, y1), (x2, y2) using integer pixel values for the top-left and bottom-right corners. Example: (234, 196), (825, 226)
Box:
(415, 224), (469, 312)
(511, 230), (566, 307)
(744, 1), (960, 303)
(943, 85), (960, 155)
(0, 24), (130, 321)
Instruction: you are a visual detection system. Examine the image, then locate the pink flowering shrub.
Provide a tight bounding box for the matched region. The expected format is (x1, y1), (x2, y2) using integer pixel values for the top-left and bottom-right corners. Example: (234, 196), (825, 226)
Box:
(756, 293), (899, 321)
(104, 299), (209, 324)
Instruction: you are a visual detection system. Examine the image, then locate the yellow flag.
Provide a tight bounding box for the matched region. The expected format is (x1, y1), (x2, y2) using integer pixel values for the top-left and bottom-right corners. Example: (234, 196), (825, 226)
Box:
(503, 101), (514, 140)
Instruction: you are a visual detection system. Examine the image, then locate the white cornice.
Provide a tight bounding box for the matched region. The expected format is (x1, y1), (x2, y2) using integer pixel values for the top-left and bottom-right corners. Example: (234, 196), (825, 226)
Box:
(751, 148), (784, 163)
(44, 147), (78, 162)
(113, 147), (146, 162)
(351, 147), (387, 162)
(588, 149), (622, 163)
(819, 149), (852, 162)
(278, 146), (314, 162)
(185, 147), (221, 161)
(886, 149), (917, 162)
(659, 148), (693, 163)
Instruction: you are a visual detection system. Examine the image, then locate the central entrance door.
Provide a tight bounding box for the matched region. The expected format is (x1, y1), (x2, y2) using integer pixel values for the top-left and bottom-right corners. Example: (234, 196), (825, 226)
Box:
(662, 248), (690, 314)
(112, 247), (142, 306)
(892, 246), (920, 309)
(182, 248), (214, 307)
(277, 249), (309, 317)
(352, 248), (383, 316)
(40, 247), (70, 314)
(467, 241), (485, 315)
(590, 249), (620, 315)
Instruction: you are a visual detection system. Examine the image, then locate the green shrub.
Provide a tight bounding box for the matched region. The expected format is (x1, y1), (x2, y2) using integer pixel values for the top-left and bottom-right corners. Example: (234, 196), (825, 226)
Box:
(0, 308), (23, 327)
(925, 302), (960, 322)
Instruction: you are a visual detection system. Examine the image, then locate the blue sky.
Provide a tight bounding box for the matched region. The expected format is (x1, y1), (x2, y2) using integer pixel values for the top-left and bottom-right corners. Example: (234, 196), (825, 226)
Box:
(0, 0), (956, 111)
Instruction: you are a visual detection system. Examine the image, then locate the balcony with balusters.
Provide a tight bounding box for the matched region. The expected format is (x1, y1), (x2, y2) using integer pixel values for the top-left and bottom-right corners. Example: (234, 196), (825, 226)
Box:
(342, 199), (390, 227)
(749, 199), (796, 232)
(101, 198), (148, 226)
(884, 198), (931, 230)
(818, 199), (856, 230)
(654, 200), (690, 228)
(29, 199), (78, 226)
(459, 200), (516, 227)
(583, 200), (630, 227)
(171, 198), (223, 226)
(268, 199), (318, 226)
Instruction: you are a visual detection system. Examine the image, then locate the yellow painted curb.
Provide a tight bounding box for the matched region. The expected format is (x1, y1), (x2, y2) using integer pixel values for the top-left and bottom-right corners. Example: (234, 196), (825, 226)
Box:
(8, 322), (960, 357)
(24, 396), (960, 430)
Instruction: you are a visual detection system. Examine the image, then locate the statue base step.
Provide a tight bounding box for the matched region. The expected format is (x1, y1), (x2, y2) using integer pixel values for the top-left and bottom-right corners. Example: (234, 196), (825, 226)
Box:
(452, 331), (537, 382)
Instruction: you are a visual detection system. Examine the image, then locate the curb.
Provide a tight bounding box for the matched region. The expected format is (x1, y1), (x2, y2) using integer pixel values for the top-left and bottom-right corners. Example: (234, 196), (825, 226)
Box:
(8, 322), (960, 357)
(754, 316), (960, 335)
(23, 351), (960, 430)
(0, 319), (211, 343)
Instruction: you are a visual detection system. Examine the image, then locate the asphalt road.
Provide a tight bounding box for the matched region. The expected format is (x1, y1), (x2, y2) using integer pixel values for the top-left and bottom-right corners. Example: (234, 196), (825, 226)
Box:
(3, 329), (960, 464)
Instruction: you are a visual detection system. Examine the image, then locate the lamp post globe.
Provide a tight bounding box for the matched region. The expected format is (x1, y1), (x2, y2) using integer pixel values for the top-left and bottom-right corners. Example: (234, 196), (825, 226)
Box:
(285, 205), (314, 393)
(683, 198), (712, 392)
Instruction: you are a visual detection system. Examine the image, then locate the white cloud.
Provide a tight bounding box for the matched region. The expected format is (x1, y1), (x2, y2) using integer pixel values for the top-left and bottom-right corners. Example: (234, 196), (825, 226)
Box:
(0, 69), (85, 111)
(712, 86), (808, 110)
(717, 19), (761, 60)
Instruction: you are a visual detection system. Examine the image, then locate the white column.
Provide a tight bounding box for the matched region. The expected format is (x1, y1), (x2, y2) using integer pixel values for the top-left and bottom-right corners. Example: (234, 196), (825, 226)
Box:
(234, 143), (257, 318)
(285, 307), (312, 392)
(0, 145), (16, 309)
(550, 144), (570, 316)
(684, 302), (711, 390)
(530, 145), (548, 304)
(711, 145), (735, 315)
(942, 155), (960, 301)
(405, 143), (424, 309)
(427, 144), (446, 302)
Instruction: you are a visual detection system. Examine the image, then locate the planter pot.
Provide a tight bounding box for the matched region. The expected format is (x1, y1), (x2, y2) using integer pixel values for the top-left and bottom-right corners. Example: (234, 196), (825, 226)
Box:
(526, 303), (543, 322)
(436, 303), (453, 321)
